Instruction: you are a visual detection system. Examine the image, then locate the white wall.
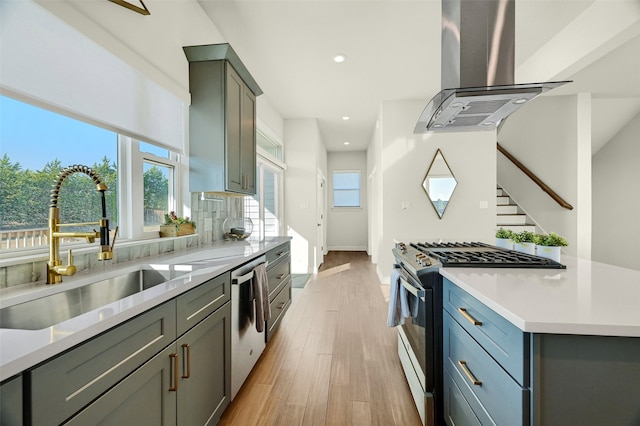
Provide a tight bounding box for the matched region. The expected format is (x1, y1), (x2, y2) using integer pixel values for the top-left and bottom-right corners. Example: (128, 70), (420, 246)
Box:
(371, 100), (497, 282)
(497, 95), (592, 258)
(592, 113), (640, 271)
(326, 151), (368, 251)
(284, 119), (327, 274)
(367, 112), (383, 264)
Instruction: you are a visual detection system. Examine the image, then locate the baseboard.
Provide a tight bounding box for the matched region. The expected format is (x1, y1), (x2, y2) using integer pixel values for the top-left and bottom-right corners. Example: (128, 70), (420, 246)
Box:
(326, 246), (367, 251)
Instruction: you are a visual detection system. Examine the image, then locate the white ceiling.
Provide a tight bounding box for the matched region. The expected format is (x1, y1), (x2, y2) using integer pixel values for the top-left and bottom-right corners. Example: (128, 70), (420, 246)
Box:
(198, 0), (640, 153)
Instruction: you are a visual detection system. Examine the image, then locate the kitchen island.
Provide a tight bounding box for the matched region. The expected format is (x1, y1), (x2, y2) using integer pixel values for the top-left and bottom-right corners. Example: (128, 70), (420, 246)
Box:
(439, 256), (640, 425)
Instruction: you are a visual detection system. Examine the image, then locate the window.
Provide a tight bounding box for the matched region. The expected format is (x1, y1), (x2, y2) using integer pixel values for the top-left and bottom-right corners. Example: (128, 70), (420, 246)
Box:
(332, 171), (361, 207)
(245, 126), (285, 240)
(0, 95), (180, 252)
(245, 160), (283, 240)
(140, 142), (177, 232)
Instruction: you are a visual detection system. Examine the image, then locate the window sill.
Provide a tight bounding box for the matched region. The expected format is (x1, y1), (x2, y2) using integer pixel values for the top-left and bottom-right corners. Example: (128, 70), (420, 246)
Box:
(331, 206), (363, 211)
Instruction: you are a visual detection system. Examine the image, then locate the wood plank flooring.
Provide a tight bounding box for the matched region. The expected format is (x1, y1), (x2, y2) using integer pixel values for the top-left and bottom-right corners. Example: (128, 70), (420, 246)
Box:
(219, 251), (421, 425)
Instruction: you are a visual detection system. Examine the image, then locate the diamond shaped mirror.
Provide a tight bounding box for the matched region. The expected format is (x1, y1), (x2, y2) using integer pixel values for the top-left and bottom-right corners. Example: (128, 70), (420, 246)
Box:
(422, 149), (457, 218)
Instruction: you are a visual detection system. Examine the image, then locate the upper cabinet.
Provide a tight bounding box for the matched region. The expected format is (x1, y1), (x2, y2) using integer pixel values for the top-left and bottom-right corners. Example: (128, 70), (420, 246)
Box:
(184, 44), (262, 195)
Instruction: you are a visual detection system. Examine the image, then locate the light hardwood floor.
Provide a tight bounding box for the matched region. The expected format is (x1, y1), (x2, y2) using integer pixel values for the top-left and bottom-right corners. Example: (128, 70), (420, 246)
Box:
(219, 251), (421, 425)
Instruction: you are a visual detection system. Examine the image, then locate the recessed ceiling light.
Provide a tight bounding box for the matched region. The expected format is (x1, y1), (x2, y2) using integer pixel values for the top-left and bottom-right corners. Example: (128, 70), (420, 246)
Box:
(514, 98), (528, 104)
(333, 54), (347, 63)
(344, 141), (350, 146)
(342, 116), (350, 121)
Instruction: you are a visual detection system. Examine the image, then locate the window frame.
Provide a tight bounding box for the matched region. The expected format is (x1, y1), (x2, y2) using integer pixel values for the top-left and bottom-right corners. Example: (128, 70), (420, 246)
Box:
(332, 170), (362, 208)
(244, 138), (286, 241)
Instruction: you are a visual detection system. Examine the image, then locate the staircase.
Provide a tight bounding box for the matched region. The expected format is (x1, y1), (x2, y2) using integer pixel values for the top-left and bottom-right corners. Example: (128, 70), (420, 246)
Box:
(496, 187), (537, 233)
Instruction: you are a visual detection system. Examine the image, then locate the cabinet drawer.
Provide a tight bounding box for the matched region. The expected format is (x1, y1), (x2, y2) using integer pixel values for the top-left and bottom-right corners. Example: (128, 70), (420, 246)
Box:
(266, 242), (290, 268)
(177, 272), (230, 336)
(266, 279), (291, 341)
(30, 301), (177, 426)
(444, 312), (528, 426)
(443, 367), (482, 426)
(267, 257), (290, 299)
(443, 279), (528, 385)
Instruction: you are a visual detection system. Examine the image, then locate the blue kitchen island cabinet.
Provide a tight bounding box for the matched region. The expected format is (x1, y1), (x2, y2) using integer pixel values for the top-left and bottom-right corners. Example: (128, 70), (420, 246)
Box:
(442, 277), (640, 426)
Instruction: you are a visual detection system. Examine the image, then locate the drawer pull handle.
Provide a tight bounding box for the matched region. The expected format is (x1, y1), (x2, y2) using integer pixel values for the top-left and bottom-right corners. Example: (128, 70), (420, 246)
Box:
(276, 273), (285, 280)
(276, 251), (285, 257)
(458, 308), (482, 326)
(182, 343), (191, 379)
(169, 353), (179, 391)
(458, 360), (482, 386)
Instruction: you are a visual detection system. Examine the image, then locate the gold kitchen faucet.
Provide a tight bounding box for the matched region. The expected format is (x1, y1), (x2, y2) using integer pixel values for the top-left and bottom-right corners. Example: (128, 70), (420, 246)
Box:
(47, 165), (117, 284)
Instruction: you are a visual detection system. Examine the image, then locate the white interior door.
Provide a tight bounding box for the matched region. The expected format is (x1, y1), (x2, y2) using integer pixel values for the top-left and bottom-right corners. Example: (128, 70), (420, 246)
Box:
(316, 171), (326, 270)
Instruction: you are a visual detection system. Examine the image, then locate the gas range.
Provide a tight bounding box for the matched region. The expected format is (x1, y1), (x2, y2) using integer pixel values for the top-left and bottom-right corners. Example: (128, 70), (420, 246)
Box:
(394, 241), (566, 274)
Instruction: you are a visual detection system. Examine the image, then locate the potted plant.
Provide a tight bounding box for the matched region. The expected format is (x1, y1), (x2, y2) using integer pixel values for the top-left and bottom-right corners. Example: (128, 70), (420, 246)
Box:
(536, 232), (568, 262)
(495, 228), (514, 250)
(160, 211), (196, 237)
(512, 230), (537, 255)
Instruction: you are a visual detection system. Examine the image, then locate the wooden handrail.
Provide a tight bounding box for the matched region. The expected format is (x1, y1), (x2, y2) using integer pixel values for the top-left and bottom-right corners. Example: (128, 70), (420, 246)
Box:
(497, 143), (574, 210)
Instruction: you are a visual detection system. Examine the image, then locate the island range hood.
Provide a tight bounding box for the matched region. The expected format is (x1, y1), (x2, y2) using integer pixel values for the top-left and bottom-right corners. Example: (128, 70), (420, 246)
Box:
(415, 0), (570, 133)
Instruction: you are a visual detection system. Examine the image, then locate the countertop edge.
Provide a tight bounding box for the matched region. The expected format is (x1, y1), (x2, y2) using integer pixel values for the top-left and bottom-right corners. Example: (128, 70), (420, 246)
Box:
(439, 263), (640, 338)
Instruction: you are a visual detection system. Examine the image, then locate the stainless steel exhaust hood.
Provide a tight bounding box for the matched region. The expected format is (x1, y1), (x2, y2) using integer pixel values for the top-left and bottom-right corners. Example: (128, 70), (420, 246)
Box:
(415, 0), (570, 133)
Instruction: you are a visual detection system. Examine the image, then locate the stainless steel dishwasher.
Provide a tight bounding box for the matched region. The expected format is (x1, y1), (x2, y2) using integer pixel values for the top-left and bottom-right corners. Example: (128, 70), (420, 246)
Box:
(230, 255), (267, 400)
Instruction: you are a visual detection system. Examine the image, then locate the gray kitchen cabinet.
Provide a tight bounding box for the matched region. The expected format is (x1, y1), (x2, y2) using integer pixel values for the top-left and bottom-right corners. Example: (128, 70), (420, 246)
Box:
(184, 44), (262, 195)
(29, 301), (177, 426)
(0, 375), (22, 426)
(28, 272), (233, 425)
(65, 343), (178, 426)
(177, 301), (231, 425)
(265, 242), (291, 342)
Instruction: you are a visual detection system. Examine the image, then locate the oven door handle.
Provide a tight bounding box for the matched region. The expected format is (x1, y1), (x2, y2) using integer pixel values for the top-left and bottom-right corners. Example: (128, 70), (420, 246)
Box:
(399, 274), (425, 301)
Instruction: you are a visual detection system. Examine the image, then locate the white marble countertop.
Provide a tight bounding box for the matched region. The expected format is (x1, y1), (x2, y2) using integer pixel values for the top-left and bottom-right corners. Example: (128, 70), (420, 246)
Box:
(440, 256), (640, 338)
(0, 237), (291, 382)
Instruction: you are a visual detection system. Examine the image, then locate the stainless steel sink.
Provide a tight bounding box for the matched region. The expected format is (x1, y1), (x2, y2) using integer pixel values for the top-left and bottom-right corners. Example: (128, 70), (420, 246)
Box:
(0, 267), (181, 330)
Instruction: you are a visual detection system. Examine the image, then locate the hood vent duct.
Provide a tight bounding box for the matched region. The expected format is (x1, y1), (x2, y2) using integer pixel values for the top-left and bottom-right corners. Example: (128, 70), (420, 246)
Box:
(415, 0), (570, 133)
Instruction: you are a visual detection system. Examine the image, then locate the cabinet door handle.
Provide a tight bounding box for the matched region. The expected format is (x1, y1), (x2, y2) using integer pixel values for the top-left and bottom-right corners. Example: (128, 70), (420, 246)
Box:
(169, 353), (179, 391)
(276, 274), (285, 280)
(458, 308), (482, 326)
(458, 360), (482, 386)
(182, 343), (191, 379)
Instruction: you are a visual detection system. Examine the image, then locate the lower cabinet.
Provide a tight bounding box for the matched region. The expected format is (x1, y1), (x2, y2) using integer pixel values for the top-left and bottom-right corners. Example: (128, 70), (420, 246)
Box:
(265, 242), (291, 342)
(0, 375), (22, 426)
(27, 272), (232, 426)
(177, 301), (231, 425)
(442, 279), (529, 426)
(29, 301), (177, 426)
(65, 344), (178, 426)
(65, 301), (231, 426)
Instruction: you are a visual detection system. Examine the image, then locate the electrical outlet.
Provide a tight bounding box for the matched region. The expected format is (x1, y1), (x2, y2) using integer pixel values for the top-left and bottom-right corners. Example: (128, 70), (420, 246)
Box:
(479, 201), (489, 209)
(401, 201), (410, 210)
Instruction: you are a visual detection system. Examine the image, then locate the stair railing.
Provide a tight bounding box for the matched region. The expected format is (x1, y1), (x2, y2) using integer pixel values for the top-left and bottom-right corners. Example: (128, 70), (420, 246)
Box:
(497, 143), (574, 210)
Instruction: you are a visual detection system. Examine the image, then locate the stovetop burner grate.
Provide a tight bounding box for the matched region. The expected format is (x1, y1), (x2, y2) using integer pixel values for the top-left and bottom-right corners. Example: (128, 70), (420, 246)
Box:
(409, 242), (566, 269)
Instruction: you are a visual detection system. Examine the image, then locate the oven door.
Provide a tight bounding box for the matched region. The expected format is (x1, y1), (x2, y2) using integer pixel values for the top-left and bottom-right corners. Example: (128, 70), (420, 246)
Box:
(395, 265), (436, 426)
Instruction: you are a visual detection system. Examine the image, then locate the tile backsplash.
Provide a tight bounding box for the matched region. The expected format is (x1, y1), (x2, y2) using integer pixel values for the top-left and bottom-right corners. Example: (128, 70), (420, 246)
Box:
(0, 193), (244, 288)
